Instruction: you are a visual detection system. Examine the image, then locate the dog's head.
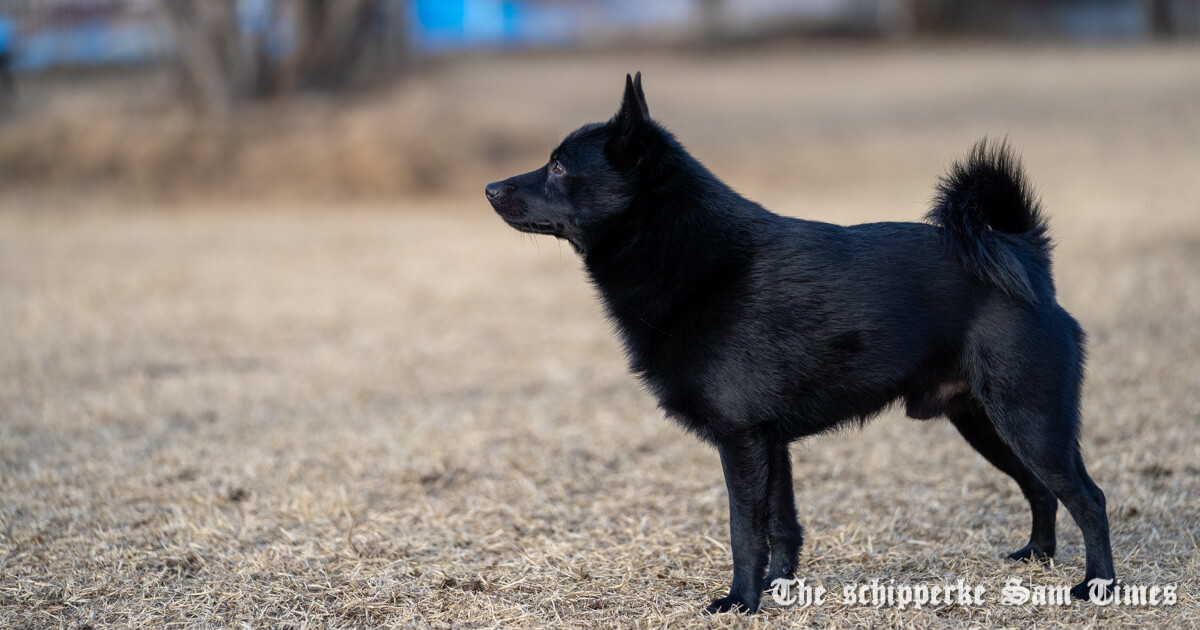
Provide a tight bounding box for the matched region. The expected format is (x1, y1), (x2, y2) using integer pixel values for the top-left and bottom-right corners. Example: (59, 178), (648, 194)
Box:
(486, 72), (660, 254)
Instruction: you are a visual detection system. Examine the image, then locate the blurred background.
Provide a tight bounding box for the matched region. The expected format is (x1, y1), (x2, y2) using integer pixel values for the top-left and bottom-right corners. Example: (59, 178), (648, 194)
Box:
(0, 0), (1198, 199)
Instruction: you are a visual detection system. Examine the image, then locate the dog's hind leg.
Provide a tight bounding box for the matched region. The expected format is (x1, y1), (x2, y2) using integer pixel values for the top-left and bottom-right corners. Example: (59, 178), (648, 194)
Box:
(764, 439), (803, 588)
(707, 431), (771, 614)
(984, 403), (1114, 600)
(948, 401), (1058, 560)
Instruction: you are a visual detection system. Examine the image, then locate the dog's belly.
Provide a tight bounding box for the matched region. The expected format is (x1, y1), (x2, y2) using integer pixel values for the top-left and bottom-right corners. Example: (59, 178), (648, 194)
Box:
(904, 380), (969, 419)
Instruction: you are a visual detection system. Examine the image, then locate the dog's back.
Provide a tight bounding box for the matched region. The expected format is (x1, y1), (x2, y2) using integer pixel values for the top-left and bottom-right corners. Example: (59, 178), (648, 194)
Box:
(595, 138), (1068, 446)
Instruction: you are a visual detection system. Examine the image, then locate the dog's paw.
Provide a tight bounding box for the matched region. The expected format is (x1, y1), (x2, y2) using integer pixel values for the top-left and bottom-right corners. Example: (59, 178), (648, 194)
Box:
(1071, 578), (1114, 602)
(705, 595), (757, 614)
(763, 570), (796, 591)
(1006, 543), (1055, 562)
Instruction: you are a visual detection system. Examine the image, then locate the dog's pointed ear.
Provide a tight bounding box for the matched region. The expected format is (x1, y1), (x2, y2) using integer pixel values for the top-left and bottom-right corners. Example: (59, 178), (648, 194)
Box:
(610, 72), (651, 164)
(631, 71), (649, 119)
(616, 72), (650, 125)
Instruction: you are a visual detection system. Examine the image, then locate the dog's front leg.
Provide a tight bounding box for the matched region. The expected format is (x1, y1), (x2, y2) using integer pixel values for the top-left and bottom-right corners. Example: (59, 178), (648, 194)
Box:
(706, 430), (771, 614)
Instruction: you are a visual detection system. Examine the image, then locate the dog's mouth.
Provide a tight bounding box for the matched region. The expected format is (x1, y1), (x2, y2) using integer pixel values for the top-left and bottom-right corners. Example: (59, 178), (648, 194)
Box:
(488, 192), (561, 236)
(500, 214), (559, 236)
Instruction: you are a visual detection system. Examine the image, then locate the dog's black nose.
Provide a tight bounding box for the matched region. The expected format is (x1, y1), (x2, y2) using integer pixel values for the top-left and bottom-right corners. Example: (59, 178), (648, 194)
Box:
(485, 182), (510, 200)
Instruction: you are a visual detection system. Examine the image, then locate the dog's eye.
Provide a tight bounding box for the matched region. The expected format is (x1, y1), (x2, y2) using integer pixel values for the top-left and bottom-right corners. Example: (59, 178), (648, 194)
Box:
(551, 160), (565, 176)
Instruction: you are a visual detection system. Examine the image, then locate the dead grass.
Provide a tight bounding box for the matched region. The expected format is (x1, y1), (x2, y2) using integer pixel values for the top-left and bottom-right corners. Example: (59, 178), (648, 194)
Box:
(2, 43), (1199, 628)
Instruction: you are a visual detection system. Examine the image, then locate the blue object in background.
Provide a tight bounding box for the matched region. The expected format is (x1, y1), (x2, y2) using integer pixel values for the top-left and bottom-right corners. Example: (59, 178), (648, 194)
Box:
(408, 0), (695, 54)
(414, 0), (520, 52)
(8, 8), (169, 73)
(0, 15), (15, 53)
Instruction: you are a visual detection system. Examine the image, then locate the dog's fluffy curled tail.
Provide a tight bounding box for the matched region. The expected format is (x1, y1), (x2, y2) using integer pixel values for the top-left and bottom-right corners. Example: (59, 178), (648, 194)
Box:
(928, 139), (1052, 303)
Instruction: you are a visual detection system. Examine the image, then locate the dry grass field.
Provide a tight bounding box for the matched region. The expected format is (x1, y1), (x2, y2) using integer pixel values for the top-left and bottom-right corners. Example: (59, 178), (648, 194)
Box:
(2, 43), (1199, 628)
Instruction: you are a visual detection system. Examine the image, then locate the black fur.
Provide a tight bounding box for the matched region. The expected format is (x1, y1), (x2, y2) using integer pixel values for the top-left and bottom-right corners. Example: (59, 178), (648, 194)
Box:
(927, 139), (1053, 303)
(486, 73), (1114, 614)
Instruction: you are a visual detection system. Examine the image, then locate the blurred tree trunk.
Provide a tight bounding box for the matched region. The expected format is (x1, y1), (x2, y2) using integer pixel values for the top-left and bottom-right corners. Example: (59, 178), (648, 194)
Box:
(272, 0), (307, 96)
(1147, 0), (1200, 38)
(364, 0), (412, 79)
(162, 0), (241, 117)
(699, 0), (727, 42)
(285, 0), (412, 91)
(163, 0), (411, 115)
(295, 0), (376, 89)
(1147, 0), (1174, 36)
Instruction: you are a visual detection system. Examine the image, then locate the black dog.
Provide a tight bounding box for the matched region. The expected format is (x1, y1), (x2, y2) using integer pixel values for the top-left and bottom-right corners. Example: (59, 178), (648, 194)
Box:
(486, 73), (1114, 614)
